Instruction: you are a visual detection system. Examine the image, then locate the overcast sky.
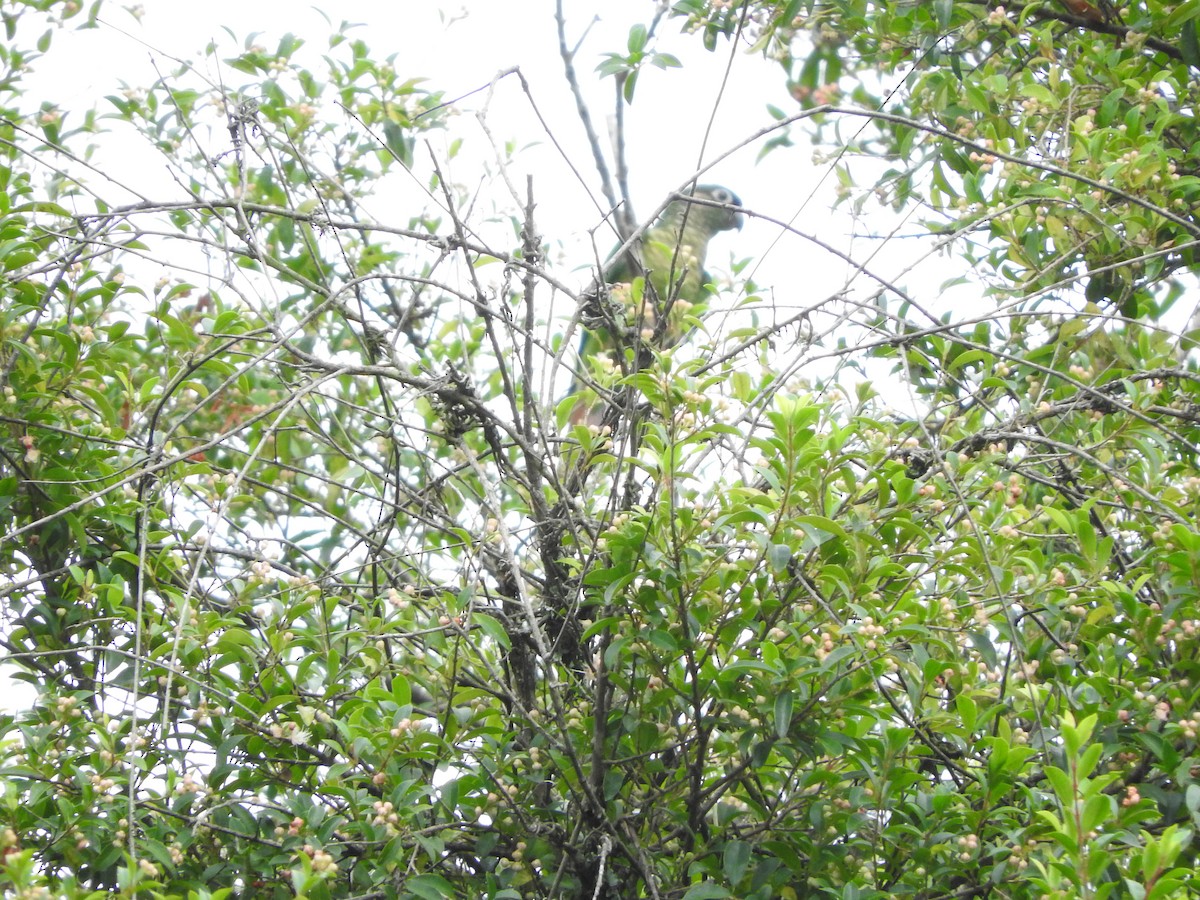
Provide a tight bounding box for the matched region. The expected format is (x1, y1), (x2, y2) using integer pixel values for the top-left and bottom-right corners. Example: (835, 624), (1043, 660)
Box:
(27, 2), (883, 313)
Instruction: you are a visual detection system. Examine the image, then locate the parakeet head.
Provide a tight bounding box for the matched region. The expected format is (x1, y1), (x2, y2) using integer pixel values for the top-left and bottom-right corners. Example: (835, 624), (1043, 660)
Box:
(670, 184), (744, 234)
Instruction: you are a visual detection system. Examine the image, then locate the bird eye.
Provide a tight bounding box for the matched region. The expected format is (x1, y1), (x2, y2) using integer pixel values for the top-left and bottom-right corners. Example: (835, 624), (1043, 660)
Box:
(712, 188), (731, 203)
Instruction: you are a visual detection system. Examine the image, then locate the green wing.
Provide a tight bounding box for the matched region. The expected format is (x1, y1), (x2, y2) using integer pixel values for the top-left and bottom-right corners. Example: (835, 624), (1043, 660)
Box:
(567, 184), (743, 427)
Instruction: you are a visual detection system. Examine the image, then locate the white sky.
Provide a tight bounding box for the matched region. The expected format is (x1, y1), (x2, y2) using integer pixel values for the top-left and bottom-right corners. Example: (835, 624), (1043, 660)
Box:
(30, 1), (890, 316)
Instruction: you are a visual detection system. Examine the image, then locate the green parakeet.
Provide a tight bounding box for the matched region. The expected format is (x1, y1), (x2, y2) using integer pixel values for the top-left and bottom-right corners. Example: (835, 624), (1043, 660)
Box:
(568, 184), (743, 426)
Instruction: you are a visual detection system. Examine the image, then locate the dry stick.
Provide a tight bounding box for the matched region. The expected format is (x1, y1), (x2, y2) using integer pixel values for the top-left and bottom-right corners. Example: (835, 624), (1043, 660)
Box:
(555, 2), (619, 215)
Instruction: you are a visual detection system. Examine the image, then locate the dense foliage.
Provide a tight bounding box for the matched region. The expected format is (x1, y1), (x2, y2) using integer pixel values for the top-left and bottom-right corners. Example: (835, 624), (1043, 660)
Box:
(3, 0), (1200, 897)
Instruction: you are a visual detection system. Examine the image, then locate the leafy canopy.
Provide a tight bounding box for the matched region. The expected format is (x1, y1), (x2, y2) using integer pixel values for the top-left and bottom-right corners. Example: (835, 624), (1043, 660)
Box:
(2, 1), (1200, 899)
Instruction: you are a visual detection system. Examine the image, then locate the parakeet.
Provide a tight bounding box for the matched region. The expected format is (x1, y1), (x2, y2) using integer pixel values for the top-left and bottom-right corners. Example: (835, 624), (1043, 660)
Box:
(568, 184), (743, 427)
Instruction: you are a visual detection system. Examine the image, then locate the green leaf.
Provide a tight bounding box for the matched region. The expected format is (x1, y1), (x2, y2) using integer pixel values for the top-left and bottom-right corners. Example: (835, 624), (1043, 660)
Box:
(405, 874), (456, 899)
(623, 70), (639, 103)
(722, 840), (751, 884)
(794, 515), (847, 548)
(767, 542), (792, 572)
(1181, 20), (1200, 69)
(774, 690), (794, 739)
(934, 0), (954, 28)
(628, 23), (648, 53)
